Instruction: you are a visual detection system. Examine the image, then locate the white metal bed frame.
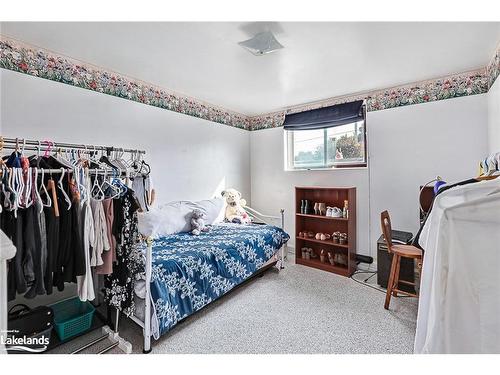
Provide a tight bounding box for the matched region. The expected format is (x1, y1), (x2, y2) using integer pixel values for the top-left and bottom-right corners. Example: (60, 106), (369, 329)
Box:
(127, 206), (287, 353)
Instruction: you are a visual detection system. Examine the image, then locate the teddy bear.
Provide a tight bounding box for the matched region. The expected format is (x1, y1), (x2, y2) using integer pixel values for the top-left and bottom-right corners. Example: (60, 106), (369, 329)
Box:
(190, 209), (209, 235)
(221, 188), (251, 224)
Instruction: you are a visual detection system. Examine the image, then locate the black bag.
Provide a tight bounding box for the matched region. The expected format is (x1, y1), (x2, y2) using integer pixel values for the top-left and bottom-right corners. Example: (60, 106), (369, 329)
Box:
(7, 304), (54, 353)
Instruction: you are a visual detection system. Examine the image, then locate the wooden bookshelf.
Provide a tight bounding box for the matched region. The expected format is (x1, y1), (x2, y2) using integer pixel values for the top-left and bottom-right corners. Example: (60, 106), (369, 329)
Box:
(295, 187), (357, 276)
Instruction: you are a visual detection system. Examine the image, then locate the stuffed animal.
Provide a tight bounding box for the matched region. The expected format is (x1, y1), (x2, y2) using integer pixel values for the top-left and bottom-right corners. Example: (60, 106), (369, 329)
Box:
(221, 188), (251, 224)
(190, 209), (209, 235)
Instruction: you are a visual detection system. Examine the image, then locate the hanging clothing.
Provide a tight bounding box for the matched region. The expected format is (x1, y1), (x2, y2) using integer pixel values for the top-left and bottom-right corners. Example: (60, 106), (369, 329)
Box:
(90, 198), (110, 267)
(415, 178), (500, 354)
(43, 203), (59, 295)
(96, 198), (115, 275)
(24, 201), (47, 298)
(131, 175), (154, 212)
(77, 199), (95, 302)
(22, 206), (36, 289)
(12, 210), (27, 295)
(413, 178), (480, 249)
(104, 190), (142, 317)
(71, 197), (85, 279)
(53, 197), (72, 291)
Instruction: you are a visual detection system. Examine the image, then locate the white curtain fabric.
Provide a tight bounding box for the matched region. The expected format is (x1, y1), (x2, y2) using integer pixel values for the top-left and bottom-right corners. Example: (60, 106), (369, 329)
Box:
(415, 178), (500, 353)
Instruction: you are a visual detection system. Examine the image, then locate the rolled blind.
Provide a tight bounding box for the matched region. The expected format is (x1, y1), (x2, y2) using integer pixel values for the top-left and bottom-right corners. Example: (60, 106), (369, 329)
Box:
(283, 100), (364, 131)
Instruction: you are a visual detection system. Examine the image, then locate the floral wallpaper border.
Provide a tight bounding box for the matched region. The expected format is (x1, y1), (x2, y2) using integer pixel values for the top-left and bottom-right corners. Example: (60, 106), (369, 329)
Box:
(486, 42), (500, 89)
(250, 42), (500, 131)
(250, 67), (491, 130)
(0, 36), (251, 130)
(1, 35), (499, 132)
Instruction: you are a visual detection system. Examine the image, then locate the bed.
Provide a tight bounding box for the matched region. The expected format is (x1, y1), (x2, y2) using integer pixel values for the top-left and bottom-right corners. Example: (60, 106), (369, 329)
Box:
(130, 207), (289, 353)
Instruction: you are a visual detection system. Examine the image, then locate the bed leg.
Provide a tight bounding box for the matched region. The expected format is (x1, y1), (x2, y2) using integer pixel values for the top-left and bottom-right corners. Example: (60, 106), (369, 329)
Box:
(143, 237), (153, 354)
(143, 333), (152, 354)
(280, 244), (286, 269)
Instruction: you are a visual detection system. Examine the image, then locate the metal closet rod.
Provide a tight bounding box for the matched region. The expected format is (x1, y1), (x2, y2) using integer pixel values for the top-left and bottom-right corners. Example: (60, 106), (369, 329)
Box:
(0, 137), (146, 155)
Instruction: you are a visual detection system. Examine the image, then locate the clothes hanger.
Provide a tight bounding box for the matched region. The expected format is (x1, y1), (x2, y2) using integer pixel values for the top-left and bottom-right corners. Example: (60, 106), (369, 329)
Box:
(46, 170), (59, 217)
(33, 168), (44, 213)
(14, 167), (24, 210)
(38, 168), (52, 209)
(20, 141), (34, 208)
(57, 167), (72, 210)
(91, 169), (105, 201)
(4, 167), (17, 213)
(24, 167), (34, 208)
(101, 169), (121, 199)
(43, 140), (53, 158)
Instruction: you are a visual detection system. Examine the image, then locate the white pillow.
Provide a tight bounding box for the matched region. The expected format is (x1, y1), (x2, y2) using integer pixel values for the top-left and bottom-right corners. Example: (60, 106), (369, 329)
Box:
(138, 197), (225, 238)
(195, 198), (225, 224)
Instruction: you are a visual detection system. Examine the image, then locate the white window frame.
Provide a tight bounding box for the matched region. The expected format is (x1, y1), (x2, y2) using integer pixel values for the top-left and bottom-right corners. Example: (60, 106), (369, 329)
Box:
(284, 120), (367, 171)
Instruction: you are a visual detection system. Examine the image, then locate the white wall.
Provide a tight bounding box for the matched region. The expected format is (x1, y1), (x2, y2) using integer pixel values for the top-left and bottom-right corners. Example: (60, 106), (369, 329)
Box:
(0, 69), (251, 203)
(251, 94), (489, 257)
(368, 94), (488, 255)
(488, 78), (500, 153)
(250, 128), (370, 254)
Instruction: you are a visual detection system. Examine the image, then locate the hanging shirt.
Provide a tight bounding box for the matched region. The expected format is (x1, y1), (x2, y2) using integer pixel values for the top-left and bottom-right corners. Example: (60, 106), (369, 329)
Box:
(104, 190), (142, 317)
(90, 198), (110, 267)
(77, 200), (95, 302)
(96, 198), (115, 275)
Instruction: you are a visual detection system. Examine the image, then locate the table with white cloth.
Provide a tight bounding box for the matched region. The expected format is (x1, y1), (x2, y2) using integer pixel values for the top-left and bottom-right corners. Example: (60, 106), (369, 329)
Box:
(415, 178), (500, 353)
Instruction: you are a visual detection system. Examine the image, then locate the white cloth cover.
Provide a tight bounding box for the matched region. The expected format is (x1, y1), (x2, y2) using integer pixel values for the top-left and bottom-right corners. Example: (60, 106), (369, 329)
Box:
(415, 178), (500, 353)
(1, 230), (16, 354)
(138, 197), (224, 238)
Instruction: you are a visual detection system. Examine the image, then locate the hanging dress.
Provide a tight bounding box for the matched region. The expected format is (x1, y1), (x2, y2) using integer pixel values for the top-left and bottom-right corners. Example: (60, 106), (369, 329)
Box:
(104, 190), (142, 317)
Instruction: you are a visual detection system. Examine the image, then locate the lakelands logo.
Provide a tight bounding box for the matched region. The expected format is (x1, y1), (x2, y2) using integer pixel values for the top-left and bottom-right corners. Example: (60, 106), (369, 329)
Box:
(1, 331), (50, 353)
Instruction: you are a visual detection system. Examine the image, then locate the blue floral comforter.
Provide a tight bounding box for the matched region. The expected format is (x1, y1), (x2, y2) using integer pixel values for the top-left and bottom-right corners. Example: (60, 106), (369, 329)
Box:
(148, 223), (289, 336)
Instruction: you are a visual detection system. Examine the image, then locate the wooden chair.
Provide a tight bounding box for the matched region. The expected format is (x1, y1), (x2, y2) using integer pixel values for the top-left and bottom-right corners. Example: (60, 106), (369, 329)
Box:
(380, 210), (423, 310)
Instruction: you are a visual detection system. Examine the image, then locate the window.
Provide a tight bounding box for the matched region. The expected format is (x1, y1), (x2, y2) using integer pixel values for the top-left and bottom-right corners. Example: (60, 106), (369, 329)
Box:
(286, 120), (366, 170)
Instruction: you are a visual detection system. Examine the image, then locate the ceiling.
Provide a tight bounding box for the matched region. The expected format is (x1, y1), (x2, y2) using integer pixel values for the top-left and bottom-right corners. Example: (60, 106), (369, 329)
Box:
(1, 22), (499, 116)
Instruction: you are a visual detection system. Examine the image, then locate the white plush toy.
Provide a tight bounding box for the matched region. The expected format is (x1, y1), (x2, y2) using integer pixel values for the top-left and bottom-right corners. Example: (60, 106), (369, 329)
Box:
(221, 188), (251, 224)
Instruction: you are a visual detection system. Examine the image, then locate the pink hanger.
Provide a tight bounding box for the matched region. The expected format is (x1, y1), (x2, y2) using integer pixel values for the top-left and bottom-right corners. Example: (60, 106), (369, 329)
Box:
(43, 140), (53, 158)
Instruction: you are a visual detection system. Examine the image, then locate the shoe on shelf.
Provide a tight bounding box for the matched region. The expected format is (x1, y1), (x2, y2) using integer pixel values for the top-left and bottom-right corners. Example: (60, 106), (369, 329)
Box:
(318, 203), (326, 216)
(331, 207), (343, 218)
(328, 252), (335, 265)
(320, 233), (331, 241)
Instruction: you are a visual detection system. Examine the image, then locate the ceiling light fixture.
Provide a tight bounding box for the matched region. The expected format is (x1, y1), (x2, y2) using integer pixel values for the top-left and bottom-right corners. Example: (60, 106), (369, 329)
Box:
(238, 31), (284, 56)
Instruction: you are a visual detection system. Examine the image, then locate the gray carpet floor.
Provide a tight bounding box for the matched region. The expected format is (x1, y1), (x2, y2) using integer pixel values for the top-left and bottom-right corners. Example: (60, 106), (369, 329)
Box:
(52, 255), (418, 354)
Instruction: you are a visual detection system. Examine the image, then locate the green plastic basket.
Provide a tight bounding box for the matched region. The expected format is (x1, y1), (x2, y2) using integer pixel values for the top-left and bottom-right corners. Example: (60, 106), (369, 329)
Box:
(49, 297), (95, 341)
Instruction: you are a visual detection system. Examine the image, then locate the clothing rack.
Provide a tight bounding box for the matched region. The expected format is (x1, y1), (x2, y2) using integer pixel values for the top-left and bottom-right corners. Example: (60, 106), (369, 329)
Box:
(1, 135), (148, 354)
(0, 137), (146, 156)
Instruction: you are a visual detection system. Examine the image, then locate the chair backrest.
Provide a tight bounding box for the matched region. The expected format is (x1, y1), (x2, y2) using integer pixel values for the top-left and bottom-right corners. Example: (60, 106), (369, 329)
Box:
(380, 210), (393, 252)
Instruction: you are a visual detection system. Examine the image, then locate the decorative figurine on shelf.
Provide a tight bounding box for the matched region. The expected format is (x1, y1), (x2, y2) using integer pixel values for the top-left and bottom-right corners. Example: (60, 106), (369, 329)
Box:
(343, 200), (349, 219)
